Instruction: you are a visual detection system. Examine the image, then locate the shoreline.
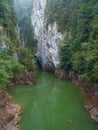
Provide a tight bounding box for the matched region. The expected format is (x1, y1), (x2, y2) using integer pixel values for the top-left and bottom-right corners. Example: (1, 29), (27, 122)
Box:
(0, 91), (21, 130)
(55, 69), (98, 123)
(0, 69), (97, 130)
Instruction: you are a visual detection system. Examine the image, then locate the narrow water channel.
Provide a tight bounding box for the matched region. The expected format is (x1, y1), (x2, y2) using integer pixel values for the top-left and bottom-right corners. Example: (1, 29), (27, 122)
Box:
(8, 71), (98, 130)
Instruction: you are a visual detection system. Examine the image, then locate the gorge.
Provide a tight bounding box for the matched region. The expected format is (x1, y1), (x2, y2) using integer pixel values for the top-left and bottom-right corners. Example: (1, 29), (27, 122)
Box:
(0, 0), (98, 130)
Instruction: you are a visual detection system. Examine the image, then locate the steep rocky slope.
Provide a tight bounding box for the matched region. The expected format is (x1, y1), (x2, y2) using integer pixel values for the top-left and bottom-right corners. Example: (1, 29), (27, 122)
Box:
(31, 0), (62, 71)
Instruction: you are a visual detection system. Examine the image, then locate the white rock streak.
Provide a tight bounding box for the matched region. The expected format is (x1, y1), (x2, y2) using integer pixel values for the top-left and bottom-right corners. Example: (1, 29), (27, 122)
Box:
(31, 0), (63, 70)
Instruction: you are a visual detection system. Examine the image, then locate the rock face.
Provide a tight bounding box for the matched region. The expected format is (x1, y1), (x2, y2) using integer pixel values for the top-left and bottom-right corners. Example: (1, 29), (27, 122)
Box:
(31, 0), (63, 71)
(0, 26), (6, 48)
(0, 91), (21, 130)
(84, 98), (98, 123)
(8, 71), (37, 86)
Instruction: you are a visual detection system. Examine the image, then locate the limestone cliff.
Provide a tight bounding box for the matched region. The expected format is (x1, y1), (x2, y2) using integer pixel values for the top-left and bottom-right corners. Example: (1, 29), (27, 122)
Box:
(31, 0), (63, 71)
(0, 26), (6, 48)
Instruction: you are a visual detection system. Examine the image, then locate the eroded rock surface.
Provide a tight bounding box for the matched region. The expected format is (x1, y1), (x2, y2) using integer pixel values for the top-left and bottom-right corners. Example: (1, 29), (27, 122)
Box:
(8, 71), (37, 86)
(31, 0), (63, 71)
(0, 91), (21, 130)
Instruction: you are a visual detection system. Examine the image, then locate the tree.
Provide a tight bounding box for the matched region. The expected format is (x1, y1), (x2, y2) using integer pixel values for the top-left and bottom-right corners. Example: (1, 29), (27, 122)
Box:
(45, 0), (98, 83)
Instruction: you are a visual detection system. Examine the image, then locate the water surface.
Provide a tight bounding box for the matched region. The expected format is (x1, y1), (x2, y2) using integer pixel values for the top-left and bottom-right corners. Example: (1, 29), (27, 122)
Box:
(8, 71), (98, 130)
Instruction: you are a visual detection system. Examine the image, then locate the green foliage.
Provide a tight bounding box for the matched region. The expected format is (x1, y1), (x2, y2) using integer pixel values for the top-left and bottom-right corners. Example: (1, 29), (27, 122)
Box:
(0, 0), (36, 90)
(46, 0), (98, 82)
(0, 49), (24, 90)
(0, 0), (17, 39)
(0, 69), (9, 89)
(72, 51), (86, 73)
(14, 0), (36, 50)
(0, 0), (20, 56)
(13, 0), (37, 71)
(18, 47), (34, 71)
(11, 61), (24, 76)
(59, 38), (72, 70)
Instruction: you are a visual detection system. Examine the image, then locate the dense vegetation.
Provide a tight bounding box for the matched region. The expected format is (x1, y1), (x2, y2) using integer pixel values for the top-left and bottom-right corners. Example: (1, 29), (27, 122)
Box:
(0, 0), (98, 90)
(14, 0), (37, 70)
(45, 0), (98, 82)
(0, 0), (17, 39)
(14, 0), (37, 51)
(0, 0), (24, 90)
(0, 48), (23, 89)
(0, 0), (35, 90)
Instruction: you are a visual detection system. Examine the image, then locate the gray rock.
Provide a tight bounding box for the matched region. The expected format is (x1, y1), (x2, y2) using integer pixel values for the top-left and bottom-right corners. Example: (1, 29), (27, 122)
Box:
(31, 0), (63, 71)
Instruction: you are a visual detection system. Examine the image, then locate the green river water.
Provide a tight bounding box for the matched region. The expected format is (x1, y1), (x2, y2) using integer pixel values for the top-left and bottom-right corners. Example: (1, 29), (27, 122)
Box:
(8, 71), (98, 130)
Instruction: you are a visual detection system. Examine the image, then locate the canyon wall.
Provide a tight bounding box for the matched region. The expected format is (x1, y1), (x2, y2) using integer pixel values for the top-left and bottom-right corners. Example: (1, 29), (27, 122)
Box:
(31, 0), (63, 71)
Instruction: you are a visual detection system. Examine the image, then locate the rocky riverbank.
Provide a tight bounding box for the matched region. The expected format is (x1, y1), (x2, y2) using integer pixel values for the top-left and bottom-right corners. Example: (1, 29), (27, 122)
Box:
(55, 69), (98, 123)
(8, 71), (37, 86)
(0, 71), (37, 130)
(0, 91), (21, 130)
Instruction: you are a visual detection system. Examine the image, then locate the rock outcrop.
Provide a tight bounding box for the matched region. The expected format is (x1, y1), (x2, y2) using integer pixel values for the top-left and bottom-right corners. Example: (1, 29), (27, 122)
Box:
(0, 91), (21, 130)
(31, 0), (63, 71)
(0, 26), (6, 48)
(31, 0), (98, 123)
(8, 71), (37, 86)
